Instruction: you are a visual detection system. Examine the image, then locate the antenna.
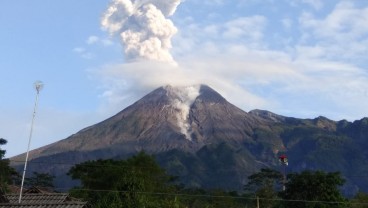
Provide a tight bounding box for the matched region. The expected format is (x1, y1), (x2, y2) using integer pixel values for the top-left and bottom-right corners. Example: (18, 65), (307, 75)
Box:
(18, 81), (44, 203)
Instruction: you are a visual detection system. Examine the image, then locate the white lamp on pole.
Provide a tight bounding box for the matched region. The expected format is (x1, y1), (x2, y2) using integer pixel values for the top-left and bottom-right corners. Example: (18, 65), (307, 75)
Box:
(18, 81), (44, 203)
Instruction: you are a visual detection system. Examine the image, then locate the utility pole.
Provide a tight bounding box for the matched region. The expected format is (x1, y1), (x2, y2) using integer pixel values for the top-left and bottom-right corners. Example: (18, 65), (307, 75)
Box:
(19, 81), (44, 203)
(279, 154), (288, 191)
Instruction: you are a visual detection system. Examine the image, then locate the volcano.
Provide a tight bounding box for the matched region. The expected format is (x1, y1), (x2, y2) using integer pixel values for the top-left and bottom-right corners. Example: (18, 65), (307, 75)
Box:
(11, 85), (368, 193)
(13, 85), (282, 159)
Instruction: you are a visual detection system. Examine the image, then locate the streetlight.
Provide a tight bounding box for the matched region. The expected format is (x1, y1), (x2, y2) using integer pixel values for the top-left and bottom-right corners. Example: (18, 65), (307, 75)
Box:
(18, 81), (44, 203)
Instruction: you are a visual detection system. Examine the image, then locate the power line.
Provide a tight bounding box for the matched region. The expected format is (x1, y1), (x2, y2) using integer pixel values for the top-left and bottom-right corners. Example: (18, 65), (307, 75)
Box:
(11, 159), (368, 179)
(10, 159), (184, 172)
(35, 187), (368, 206)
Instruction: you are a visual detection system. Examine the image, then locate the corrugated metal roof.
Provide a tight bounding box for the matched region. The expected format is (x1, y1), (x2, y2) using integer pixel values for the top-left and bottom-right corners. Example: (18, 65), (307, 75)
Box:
(1, 194), (88, 208)
(0, 195), (8, 203)
(6, 194), (68, 204)
(0, 202), (87, 208)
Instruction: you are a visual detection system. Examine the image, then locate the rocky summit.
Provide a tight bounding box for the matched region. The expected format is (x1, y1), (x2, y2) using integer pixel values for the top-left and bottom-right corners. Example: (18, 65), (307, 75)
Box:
(11, 85), (368, 194)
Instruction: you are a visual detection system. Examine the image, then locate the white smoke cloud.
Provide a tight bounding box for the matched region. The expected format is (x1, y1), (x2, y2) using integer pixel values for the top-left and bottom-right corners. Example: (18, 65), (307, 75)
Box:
(169, 85), (200, 140)
(101, 0), (181, 62)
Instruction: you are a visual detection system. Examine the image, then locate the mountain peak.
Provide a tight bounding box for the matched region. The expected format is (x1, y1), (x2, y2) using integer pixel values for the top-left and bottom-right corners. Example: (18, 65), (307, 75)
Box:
(162, 84), (201, 103)
(197, 85), (227, 103)
(140, 84), (227, 106)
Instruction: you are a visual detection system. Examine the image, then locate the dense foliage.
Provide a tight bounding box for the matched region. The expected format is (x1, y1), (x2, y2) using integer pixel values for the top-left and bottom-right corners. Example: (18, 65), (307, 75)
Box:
(68, 152), (252, 207)
(66, 151), (366, 208)
(244, 168), (284, 208)
(0, 138), (17, 193)
(350, 192), (368, 208)
(24, 172), (55, 189)
(68, 152), (181, 207)
(282, 171), (347, 208)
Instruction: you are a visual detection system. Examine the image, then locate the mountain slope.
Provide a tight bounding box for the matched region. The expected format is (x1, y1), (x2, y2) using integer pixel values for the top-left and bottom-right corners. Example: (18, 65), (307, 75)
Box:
(14, 85), (280, 161)
(10, 85), (368, 194)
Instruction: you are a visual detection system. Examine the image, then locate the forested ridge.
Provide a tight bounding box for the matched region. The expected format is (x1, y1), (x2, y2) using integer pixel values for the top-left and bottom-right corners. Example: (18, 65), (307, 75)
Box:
(3, 136), (368, 208)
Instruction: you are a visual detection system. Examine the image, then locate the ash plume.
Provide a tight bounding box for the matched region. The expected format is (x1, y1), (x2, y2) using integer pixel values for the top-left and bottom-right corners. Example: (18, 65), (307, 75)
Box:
(168, 85), (200, 140)
(101, 0), (182, 62)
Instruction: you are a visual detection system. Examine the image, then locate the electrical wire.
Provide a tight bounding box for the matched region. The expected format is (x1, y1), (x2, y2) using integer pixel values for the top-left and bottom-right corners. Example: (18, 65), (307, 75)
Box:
(10, 159), (368, 179)
(21, 186), (367, 206)
(8, 159), (368, 205)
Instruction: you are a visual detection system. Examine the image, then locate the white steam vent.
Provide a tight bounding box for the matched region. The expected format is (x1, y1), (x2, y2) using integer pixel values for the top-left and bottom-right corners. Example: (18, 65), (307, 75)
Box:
(101, 0), (182, 63)
(168, 85), (200, 140)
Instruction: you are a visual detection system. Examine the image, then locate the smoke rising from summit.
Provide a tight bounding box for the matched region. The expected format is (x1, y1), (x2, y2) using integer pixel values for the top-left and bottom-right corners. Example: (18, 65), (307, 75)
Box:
(101, 0), (182, 62)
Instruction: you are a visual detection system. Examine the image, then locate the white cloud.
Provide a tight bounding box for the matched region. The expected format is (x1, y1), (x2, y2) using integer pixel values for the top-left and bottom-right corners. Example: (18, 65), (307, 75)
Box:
(73, 47), (94, 59)
(179, 16), (267, 44)
(203, 0), (225, 6)
(299, 2), (368, 56)
(73, 47), (85, 53)
(281, 18), (292, 29)
(86, 35), (115, 46)
(286, 0), (323, 10)
(302, 0), (323, 10)
(101, 39), (114, 46)
(81, 52), (94, 59)
(300, 2), (368, 39)
(74, 35), (116, 59)
(172, 15), (268, 56)
(86, 35), (99, 44)
(94, 44), (304, 117)
(223, 16), (266, 41)
(189, 0), (225, 6)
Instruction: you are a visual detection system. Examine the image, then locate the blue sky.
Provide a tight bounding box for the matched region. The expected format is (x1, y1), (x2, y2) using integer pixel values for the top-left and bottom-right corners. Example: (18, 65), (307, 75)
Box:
(1, 0), (368, 157)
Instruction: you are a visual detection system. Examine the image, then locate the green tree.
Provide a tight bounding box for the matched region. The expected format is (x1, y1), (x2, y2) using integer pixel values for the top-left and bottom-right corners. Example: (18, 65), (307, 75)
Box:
(0, 138), (17, 193)
(244, 168), (284, 208)
(176, 188), (211, 208)
(25, 171), (55, 189)
(350, 192), (368, 208)
(174, 188), (247, 208)
(282, 170), (347, 208)
(0, 138), (6, 158)
(68, 152), (180, 208)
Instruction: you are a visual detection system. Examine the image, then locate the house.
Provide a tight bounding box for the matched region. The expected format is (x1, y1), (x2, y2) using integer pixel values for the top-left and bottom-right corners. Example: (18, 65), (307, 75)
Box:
(0, 187), (88, 208)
